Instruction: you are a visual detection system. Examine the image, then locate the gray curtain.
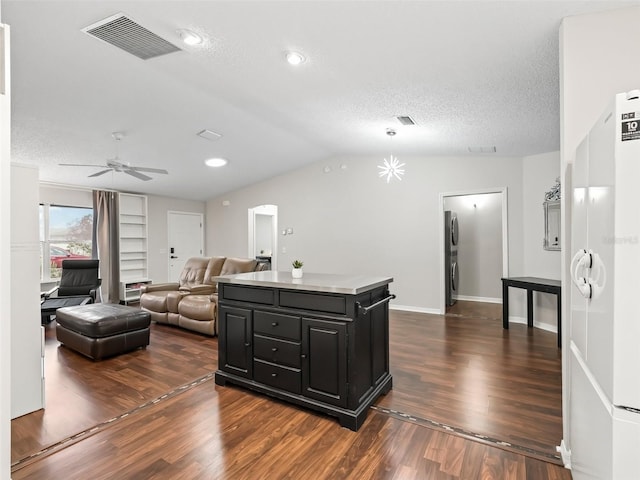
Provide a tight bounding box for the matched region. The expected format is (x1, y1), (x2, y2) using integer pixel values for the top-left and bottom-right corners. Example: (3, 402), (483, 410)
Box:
(92, 190), (120, 303)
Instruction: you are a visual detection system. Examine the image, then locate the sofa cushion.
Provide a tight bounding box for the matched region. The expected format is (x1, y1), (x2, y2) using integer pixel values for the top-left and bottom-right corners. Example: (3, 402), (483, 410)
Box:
(166, 291), (187, 313)
(140, 291), (170, 312)
(178, 257), (211, 288)
(204, 256), (227, 286)
(178, 294), (215, 321)
(220, 258), (259, 275)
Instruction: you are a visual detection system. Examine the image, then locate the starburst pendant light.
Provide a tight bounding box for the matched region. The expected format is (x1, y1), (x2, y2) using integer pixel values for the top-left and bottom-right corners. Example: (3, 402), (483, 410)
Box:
(378, 128), (405, 183)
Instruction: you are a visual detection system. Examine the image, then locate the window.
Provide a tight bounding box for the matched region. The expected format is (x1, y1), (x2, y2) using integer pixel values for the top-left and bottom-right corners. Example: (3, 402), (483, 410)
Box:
(40, 204), (93, 281)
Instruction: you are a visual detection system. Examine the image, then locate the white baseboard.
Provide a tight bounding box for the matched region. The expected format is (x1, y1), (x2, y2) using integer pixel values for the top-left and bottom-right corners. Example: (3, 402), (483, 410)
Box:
(454, 295), (502, 304)
(389, 306), (558, 333)
(508, 315), (557, 334)
(391, 306), (558, 334)
(558, 440), (572, 469)
(390, 304), (441, 315)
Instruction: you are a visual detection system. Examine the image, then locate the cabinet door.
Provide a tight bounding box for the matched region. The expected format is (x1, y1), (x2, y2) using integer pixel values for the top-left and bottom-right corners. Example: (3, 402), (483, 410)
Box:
(218, 306), (253, 379)
(301, 318), (347, 407)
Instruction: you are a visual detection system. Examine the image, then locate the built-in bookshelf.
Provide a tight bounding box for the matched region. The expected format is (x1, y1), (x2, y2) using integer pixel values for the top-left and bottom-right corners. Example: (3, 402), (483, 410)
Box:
(119, 193), (150, 303)
(119, 279), (152, 305)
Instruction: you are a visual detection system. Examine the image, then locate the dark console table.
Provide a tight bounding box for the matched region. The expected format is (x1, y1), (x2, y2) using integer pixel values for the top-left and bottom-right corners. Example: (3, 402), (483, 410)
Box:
(501, 276), (561, 347)
(214, 271), (394, 431)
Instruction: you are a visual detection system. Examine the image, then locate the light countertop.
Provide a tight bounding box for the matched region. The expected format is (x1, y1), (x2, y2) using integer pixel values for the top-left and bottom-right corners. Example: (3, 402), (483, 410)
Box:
(214, 271), (393, 295)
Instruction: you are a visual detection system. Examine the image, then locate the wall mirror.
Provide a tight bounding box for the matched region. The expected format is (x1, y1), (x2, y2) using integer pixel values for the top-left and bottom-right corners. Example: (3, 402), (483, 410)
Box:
(543, 200), (561, 250)
(543, 177), (561, 251)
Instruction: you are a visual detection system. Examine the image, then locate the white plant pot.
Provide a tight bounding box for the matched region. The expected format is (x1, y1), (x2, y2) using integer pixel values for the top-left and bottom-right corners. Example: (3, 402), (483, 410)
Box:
(291, 268), (303, 278)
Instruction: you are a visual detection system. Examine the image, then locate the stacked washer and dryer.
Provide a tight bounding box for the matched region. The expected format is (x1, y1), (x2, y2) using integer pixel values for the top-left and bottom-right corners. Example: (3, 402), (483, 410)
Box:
(444, 211), (459, 307)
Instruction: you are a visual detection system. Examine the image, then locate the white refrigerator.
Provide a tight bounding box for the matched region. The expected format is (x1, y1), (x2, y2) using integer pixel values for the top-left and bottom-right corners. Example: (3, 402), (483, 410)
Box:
(569, 90), (640, 479)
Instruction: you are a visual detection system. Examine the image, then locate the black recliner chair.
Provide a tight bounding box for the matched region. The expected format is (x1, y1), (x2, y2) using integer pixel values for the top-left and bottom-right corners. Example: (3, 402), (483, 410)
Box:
(41, 259), (101, 323)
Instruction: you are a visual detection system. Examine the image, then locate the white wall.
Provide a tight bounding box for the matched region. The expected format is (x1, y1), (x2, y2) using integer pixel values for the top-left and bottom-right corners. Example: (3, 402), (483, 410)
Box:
(559, 4), (640, 464)
(11, 164), (43, 419)
(444, 193), (503, 301)
(40, 183), (92, 207)
(207, 154), (525, 313)
(146, 194), (206, 284)
(523, 151), (561, 276)
(0, 12), (11, 478)
(522, 151), (562, 330)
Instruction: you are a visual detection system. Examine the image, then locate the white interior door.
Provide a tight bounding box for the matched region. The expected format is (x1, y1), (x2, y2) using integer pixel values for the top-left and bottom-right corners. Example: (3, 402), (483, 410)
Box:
(168, 211), (204, 281)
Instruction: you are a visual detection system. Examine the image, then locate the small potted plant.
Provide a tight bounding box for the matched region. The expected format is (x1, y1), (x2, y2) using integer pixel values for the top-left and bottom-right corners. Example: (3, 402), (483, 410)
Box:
(291, 260), (304, 278)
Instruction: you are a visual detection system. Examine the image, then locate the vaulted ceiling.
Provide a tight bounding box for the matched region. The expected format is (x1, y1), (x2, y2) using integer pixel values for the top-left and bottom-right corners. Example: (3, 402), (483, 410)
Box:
(3, 1), (636, 201)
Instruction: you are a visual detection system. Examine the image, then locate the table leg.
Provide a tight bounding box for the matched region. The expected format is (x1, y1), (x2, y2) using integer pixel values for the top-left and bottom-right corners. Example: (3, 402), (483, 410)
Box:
(502, 282), (509, 329)
(557, 292), (562, 348)
(527, 289), (534, 328)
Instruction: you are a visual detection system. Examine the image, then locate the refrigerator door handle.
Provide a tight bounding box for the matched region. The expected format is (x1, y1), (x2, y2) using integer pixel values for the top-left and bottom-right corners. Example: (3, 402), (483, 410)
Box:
(572, 248), (594, 299)
(589, 253), (607, 299)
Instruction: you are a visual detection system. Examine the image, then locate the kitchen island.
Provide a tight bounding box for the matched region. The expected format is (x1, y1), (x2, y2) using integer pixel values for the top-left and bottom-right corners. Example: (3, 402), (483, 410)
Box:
(214, 271), (394, 431)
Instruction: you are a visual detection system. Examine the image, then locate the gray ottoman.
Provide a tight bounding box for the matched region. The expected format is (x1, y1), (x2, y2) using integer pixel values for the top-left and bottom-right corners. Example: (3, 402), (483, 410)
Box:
(56, 304), (151, 360)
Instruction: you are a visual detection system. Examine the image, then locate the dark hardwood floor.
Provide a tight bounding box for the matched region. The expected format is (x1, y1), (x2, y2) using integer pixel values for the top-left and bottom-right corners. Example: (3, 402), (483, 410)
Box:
(380, 303), (563, 460)
(11, 301), (569, 479)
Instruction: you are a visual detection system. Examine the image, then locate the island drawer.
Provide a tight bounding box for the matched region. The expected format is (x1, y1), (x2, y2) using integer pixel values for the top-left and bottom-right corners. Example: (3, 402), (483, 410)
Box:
(220, 284), (274, 305)
(254, 334), (301, 368)
(254, 311), (300, 341)
(254, 359), (301, 394)
(279, 290), (346, 315)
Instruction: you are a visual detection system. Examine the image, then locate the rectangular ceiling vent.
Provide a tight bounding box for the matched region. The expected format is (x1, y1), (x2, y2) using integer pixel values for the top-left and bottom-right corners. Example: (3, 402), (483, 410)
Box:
(82, 13), (181, 60)
(197, 129), (223, 141)
(468, 146), (497, 153)
(396, 116), (416, 126)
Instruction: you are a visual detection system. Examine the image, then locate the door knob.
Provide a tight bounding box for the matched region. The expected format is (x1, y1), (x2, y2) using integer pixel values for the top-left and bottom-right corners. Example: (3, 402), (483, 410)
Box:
(170, 255), (178, 259)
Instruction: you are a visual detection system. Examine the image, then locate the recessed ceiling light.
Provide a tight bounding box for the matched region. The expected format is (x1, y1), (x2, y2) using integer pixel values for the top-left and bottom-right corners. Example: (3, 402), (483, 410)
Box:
(205, 158), (228, 168)
(178, 29), (203, 46)
(285, 51), (306, 65)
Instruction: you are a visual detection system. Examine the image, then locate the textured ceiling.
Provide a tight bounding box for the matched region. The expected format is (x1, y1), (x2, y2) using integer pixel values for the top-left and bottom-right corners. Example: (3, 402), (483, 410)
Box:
(3, 0), (638, 201)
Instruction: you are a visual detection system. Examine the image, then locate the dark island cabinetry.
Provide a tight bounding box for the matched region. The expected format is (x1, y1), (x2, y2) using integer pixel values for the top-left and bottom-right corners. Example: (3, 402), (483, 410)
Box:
(215, 272), (394, 431)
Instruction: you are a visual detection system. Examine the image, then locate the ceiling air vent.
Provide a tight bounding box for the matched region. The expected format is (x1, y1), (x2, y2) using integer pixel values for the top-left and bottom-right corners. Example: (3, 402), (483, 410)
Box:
(82, 13), (181, 60)
(197, 129), (223, 141)
(468, 146), (497, 153)
(396, 116), (416, 126)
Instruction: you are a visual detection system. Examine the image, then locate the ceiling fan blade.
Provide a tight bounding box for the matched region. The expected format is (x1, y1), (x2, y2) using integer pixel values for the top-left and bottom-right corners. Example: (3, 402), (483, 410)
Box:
(60, 163), (109, 168)
(124, 169), (152, 181)
(130, 166), (169, 174)
(88, 169), (112, 178)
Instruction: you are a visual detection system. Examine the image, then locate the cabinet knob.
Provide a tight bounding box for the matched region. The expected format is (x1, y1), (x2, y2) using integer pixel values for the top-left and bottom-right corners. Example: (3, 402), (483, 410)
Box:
(244, 342), (250, 347)
(301, 354), (306, 359)
(271, 322), (278, 327)
(272, 347), (278, 352)
(271, 373), (278, 377)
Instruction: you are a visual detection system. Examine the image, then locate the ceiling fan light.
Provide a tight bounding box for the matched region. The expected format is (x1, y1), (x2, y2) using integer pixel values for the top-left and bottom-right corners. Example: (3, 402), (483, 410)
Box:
(205, 157), (228, 168)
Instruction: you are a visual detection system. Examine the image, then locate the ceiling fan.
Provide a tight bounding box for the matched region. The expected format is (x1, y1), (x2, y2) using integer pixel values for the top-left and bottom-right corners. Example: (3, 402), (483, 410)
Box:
(59, 132), (169, 181)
